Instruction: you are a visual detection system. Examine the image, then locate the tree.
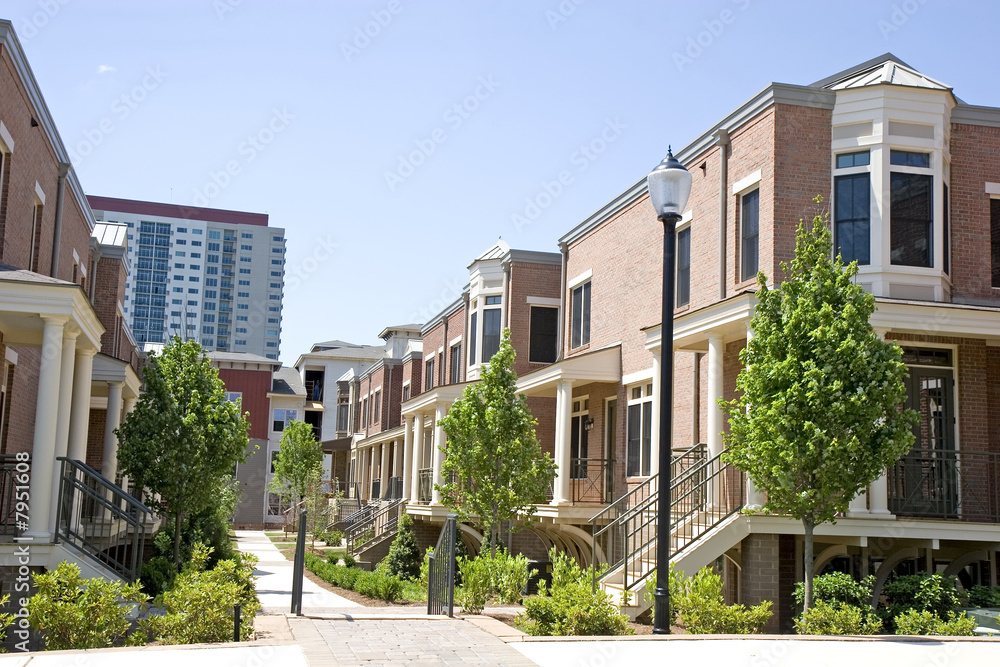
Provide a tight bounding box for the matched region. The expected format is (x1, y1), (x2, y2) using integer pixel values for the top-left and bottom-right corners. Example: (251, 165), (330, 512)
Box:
(269, 419), (324, 503)
(383, 513), (422, 580)
(117, 337), (251, 569)
(721, 205), (916, 610)
(438, 329), (556, 554)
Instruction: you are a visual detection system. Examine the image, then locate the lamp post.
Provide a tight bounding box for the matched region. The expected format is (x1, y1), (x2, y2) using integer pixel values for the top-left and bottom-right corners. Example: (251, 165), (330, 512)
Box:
(646, 147), (692, 634)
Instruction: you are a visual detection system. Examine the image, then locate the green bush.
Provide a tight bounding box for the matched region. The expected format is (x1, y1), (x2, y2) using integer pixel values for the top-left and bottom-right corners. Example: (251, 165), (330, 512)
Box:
(966, 585), (1000, 608)
(321, 529), (344, 546)
(383, 514), (422, 580)
(672, 568), (771, 634)
(140, 556), (178, 599)
(342, 554), (357, 568)
(795, 600), (882, 635)
(0, 594), (14, 651)
(456, 549), (534, 612)
(894, 609), (978, 636)
(26, 562), (148, 650)
(457, 556), (492, 614)
(144, 544), (260, 644)
(305, 553), (404, 602)
(882, 573), (962, 631)
(644, 563), (685, 625)
(419, 547), (433, 588)
(794, 572), (874, 609)
(516, 549), (632, 636)
(490, 550), (533, 604)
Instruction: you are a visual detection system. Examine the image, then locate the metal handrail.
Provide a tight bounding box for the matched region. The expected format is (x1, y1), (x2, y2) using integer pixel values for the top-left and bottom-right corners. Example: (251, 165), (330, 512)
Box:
(418, 468), (433, 502)
(54, 457), (151, 582)
(0, 454), (26, 536)
(888, 448), (1000, 522)
(346, 497), (404, 554)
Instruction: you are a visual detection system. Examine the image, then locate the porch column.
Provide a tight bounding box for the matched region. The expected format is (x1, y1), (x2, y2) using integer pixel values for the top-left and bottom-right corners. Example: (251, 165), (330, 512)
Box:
(431, 404), (446, 505)
(650, 351), (661, 476)
(119, 397), (136, 490)
(411, 414), (425, 503)
(102, 381), (124, 482)
(50, 329), (79, 530)
(552, 380), (574, 505)
(379, 440), (390, 499)
(869, 328), (892, 516)
(848, 488), (869, 516)
(402, 415), (414, 502)
(367, 445), (377, 501)
(707, 333), (725, 508)
(67, 347), (97, 461)
(744, 326), (765, 510)
(27, 315), (69, 539)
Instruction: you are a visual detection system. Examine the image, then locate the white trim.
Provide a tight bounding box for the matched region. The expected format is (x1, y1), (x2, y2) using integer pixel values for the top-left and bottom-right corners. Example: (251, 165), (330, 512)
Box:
(0, 121), (13, 153)
(526, 296), (561, 307)
(622, 368), (653, 386)
(401, 379), (410, 388)
(731, 169), (762, 195)
(567, 269), (592, 290)
(679, 209), (693, 225)
(425, 350), (436, 360)
(34, 181), (46, 205)
(449, 335), (462, 347)
(5, 347), (17, 365)
(986, 182), (1000, 196)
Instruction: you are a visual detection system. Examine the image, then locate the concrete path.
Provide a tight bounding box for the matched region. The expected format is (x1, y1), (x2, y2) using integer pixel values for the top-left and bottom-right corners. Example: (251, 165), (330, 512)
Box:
(234, 530), (360, 613)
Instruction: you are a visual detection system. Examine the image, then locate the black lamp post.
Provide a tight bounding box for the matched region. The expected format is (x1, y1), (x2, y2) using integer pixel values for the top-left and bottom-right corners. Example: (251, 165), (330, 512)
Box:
(646, 147), (692, 634)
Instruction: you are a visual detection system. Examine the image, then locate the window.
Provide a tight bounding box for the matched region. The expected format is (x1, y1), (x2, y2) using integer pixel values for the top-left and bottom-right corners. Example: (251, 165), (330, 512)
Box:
(29, 203), (43, 272)
(202, 326), (215, 334)
(570, 398), (590, 479)
(270, 271), (281, 277)
(740, 189), (759, 281)
(189, 264), (200, 271)
(176, 239), (186, 245)
(626, 384), (653, 477)
(239, 268), (251, 274)
(271, 259), (282, 265)
(225, 391), (241, 402)
(240, 256), (252, 263)
(482, 307), (501, 363)
(177, 227), (187, 233)
(190, 252), (201, 259)
(193, 229), (203, 235)
(191, 240), (202, 246)
(450, 344), (462, 384)
(272, 247), (283, 254)
(241, 232), (253, 239)
(529, 307), (558, 363)
(361, 399), (368, 427)
(402, 385), (410, 402)
(835, 173), (871, 265)
(206, 266), (219, 275)
(203, 314), (215, 323)
(943, 184), (949, 276)
(238, 291), (250, 298)
(273, 235), (283, 242)
(337, 403), (349, 431)
(208, 242), (220, 252)
(836, 151), (870, 169)
(239, 280), (250, 286)
(469, 312), (478, 366)
(676, 227), (691, 306)
(373, 390), (381, 423)
(570, 282), (591, 348)
(992, 199), (1000, 288)
(890, 173), (933, 267)
(890, 150), (930, 168)
(209, 230), (221, 240)
(240, 244), (252, 251)
(425, 359), (435, 391)
(188, 276), (199, 282)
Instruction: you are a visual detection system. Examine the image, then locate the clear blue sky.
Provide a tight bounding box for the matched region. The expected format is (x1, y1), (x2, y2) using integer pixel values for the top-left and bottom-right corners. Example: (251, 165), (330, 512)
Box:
(5, 0), (997, 365)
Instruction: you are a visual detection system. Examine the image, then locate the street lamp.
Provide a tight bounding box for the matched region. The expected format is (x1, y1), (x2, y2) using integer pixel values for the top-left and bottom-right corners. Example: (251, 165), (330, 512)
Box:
(646, 146), (692, 634)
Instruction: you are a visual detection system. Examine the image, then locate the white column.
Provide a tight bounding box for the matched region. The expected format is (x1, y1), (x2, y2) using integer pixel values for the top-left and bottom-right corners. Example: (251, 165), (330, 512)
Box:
(27, 315), (68, 539)
(744, 326), (765, 510)
(67, 347), (96, 462)
(431, 404), (446, 505)
(119, 397), (136, 491)
(379, 440), (390, 499)
(650, 351), (661, 476)
(393, 439), (402, 477)
(552, 380), (574, 505)
(366, 445), (377, 501)
(402, 415), (414, 502)
(869, 328), (892, 517)
(848, 488), (869, 516)
(49, 329), (79, 530)
(102, 381), (124, 482)
(707, 333), (725, 508)
(412, 414), (425, 503)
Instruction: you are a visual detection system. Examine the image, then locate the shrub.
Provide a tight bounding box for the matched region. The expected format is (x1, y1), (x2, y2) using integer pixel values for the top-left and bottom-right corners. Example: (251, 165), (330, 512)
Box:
(419, 547), (433, 588)
(490, 550), (533, 604)
(144, 544), (260, 644)
(342, 554), (357, 568)
(966, 585), (1000, 608)
(0, 594), (13, 651)
(383, 514), (422, 580)
(673, 568), (772, 634)
(321, 529), (344, 546)
(457, 556), (492, 614)
(794, 572), (874, 609)
(304, 553), (404, 602)
(516, 549), (632, 636)
(882, 573), (962, 631)
(27, 562), (148, 650)
(795, 600), (882, 635)
(895, 609), (978, 636)
(644, 563), (685, 625)
(140, 556), (177, 599)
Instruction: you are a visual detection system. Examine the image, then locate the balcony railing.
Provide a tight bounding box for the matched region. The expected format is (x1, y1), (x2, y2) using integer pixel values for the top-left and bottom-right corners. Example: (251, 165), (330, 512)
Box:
(418, 468), (433, 502)
(888, 449), (1000, 523)
(568, 457), (613, 503)
(0, 454), (26, 536)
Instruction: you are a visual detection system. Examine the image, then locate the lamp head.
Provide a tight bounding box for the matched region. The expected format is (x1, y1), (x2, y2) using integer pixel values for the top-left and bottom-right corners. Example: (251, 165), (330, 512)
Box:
(647, 147), (692, 222)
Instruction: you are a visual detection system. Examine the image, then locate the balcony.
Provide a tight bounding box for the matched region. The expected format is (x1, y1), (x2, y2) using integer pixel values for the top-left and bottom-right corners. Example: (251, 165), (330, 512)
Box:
(888, 449), (1000, 522)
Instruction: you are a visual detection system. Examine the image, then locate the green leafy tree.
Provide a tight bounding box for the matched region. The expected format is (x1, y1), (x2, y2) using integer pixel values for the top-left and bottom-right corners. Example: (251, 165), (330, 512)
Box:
(117, 337), (252, 569)
(438, 330), (556, 554)
(383, 513), (422, 580)
(269, 419), (324, 503)
(721, 205), (917, 610)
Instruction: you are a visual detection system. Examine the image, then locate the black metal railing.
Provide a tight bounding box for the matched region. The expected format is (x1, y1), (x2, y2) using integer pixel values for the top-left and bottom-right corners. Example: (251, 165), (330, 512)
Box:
(418, 468), (433, 502)
(427, 513), (457, 617)
(0, 454), (27, 536)
(590, 451), (744, 595)
(330, 497), (362, 529)
(346, 498), (403, 554)
(888, 449), (1000, 522)
(54, 458), (150, 582)
(568, 457), (613, 503)
(386, 476), (404, 500)
(370, 479), (381, 501)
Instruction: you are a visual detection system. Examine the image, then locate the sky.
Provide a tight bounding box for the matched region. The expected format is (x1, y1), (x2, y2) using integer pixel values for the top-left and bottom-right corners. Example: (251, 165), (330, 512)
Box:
(3, 0), (998, 365)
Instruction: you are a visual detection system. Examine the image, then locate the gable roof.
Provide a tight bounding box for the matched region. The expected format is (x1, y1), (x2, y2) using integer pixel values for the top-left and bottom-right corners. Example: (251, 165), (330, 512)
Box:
(271, 366), (306, 396)
(814, 53), (950, 92)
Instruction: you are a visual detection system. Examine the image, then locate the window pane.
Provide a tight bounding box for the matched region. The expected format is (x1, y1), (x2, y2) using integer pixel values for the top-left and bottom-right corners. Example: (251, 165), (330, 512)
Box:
(482, 308), (502, 363)
(469, 313), (478, 366)
(992, 199), (1000, 288)
(529, 307), (558, 363)
(641, 401), (652, 477)
(741, 190), (759, 281)
(581, 282), (591, 346)
(890, 151), (930, 168)
(626, 404), (641, 477)
(834, 174), (871, 265)
(450, 345), (461, 384)
(943, 184), (949, 276)
(677, 227), (691, 306)
(571, 286), (582, 348)
(890, 173), (933, 267)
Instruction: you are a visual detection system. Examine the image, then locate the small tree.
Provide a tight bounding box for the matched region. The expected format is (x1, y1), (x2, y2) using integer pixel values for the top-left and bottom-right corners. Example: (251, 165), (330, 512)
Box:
(383, 513), (422, 580)
(438, 329), (556, 554)
(722, 205), (916, 609)
(117, 337), (251, 569)
(269, 419), (324, 503)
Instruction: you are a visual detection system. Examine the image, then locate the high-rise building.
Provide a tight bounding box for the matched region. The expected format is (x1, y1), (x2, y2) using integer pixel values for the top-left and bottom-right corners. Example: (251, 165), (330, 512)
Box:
(88, 196), (285, 359)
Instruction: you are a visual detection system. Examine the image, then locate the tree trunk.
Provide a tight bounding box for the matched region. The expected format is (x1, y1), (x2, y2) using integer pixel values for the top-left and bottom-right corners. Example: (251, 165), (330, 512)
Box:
(803, 516), (815, 610)
(173, 511), (183, 570)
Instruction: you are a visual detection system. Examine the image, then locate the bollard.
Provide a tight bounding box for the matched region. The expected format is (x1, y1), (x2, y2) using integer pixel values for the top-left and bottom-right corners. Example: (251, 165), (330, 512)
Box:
(234, 603), (242, 642)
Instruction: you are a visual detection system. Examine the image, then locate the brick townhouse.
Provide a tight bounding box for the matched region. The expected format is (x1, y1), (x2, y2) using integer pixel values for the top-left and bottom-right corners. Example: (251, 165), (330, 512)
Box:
(0, 19), (150, 585)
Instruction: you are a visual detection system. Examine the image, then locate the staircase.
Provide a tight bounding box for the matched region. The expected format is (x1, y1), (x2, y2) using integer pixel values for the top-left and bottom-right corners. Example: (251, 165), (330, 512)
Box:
(346, 498), (404, 567)
(589, 446), (745, 616)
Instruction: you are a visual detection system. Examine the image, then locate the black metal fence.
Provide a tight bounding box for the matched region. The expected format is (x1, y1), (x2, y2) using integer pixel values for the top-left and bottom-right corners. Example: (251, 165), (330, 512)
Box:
(427, 513), (457, 616)
(0, 454), (26, 536)
(54, 457), (150, 581)
(888, 449), (1000, 522)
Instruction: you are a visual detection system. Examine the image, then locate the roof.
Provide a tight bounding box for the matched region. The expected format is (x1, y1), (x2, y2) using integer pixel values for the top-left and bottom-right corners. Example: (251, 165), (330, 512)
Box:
(87, 195), (270, 228)
(473, 239), (511, 262)
(300, 346), (385, 360)
(378, 324), (423, 340)
(271, 366), (306, 396)
(311, 339), (365, 350)
(0, 263), (75, 285)
(820, 55), (950, 92)
(205, 350), (277, 365)
(92, 222), (128, 248)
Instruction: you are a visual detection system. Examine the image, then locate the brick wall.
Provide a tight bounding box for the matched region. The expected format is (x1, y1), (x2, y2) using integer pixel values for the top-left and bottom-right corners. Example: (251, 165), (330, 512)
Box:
(740, 533), (782, 633)
(421, 321), (445, 393)
(86, 407), (105, 469)
(93, 255), (126, 357)
(3, 345), (39, 455)
(442, 306), (466, 385)
(508, 260), (560, 377)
